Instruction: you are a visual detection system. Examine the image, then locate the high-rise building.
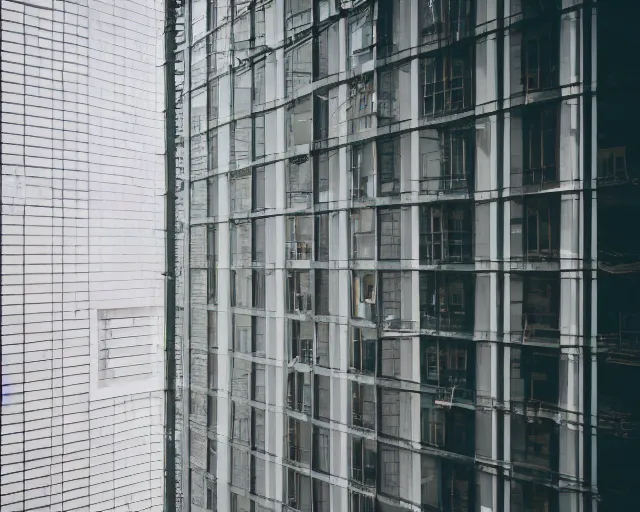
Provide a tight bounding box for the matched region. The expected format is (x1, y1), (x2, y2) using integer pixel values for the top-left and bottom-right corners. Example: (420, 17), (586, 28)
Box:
(3, 1), (640, 512)
(0, 1), (166, 510)
(167, 1), (640, 512)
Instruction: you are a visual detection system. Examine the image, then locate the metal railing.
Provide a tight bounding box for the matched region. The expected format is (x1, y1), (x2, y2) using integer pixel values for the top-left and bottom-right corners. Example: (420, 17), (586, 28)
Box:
(286, 241), (312, 261)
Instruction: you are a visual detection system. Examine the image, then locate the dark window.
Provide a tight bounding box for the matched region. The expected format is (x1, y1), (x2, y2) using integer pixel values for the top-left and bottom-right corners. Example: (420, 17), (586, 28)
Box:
(421, 45), (473, 117)
(312, 427), (331, 474)
(314, 374), (331, 421)
(315, 270), (330, 316)
(351, 436), (377, 486)
(351, 327), (376, 374)
(525, 104), (558, 186)
(316, 323), (330, 367)
(420, 203), (473, 263)
(287, 371), (311, 414)
(351, 381), (375, 429)
(287, 417), (311, 465)
(420, 273), (474, 332)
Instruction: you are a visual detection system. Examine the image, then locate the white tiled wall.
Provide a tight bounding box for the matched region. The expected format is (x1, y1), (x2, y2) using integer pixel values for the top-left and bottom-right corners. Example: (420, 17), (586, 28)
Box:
(1, 1), (165, 510)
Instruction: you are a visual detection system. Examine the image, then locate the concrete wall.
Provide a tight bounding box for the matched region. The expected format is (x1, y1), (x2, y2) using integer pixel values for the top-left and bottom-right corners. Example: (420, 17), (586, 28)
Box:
(1, 1), (165, 510)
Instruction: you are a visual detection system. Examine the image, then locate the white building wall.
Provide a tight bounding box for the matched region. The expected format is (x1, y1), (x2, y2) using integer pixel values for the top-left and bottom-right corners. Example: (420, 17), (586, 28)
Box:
(1, 1), (166, 510)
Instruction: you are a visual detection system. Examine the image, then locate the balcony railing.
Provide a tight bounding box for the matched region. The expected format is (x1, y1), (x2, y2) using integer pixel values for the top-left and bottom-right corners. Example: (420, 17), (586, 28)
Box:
(419, 175), (468, 195)
(352, 411), (375, 430)
(598, 313), (640, 357)
(286, 241), (312, 261)
(421, 311), (470, 332)
(522, 313), (560, 343)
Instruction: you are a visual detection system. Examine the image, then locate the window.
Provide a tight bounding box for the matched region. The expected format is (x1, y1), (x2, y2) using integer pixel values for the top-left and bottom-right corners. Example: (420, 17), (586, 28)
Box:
(231, 447), (250, 489)
(351, 436), (377, 486)
(350, 142), (375, 199)
(286, 97), (313, 148)
(315, 270), (330, 316)
(352, 272), (377, 323)
(206, 478), (216, 511)
(254, 4), (266, 47)
(288, 320), (314, 365)
(254, 115), (265, 159)
(233, 67), (252, 117)
(253, 165), (265, 212)
(207, 394), (217, 430)
(284, 468), (312, 510)
(286, 215), (313, 261)
(313, 479), (330, 512)
(421, 46), (473, 117)
(313, 427), (331, 474)
(315, 22), (339, 79)
(347, 74), (375, 134)
(421, 395), (445, 447)
(380, 339), (401, 379)
(315, 214), (329, 261)
(378, 63), (411, 126)
(314, 374), (331, 420)
(347, 6), (374, 69)
(208, 310), (217, 350)
(253, 60), (266, 109)
(525, 196), (560, 259)
(379, 209), (402, 260)
(420, 0), (473, 40)
(518, 274), (561, 341)
(420, 126), (473, 193)
(351, 327), (376, 374)
(287, 155), (313, 207)
(191, 38), (208, 88)
(207, 225), (217, 303)
(208, 79), (219, 125)
(421, 455), (441, 511)
(314, 152), (330, 204)
(316, 323), (330, 367)
(522, 25), (559, 92)
(230, 220), (251, 267)
(252, 408), (266, 452)
(230, 169), (252, 214)
(285, 0), (312, 35)
(252, 363), (265, 403)
(233, 13), (252, 54)
(208, 353), (218, 390)
(314, 92), (329, 141)
(351, 381), (375, 430)
(231, 118), (252, 167)
(287, 371), (311, 414)
(207, 438), (217, 474)
(420, 337), (473, 389)
(351, 492), (375, 512)
(251, 455), (266, 497)
(512, 416), (558, 471)
(231, 402), (251, 445)
(379, 444), (401, 497)
(231, 359), (251, 400)
(208, 129), (218, 172)
(351, 209), (376, 259)
(419, 203), (473, 264)
(377, 136), (402, 196)
(525, 104), (558, 186)
(287, 270), (312, 314)
(285, 40), (313, 98)
(511, 480), (559, 512)
(511, 346), (559, 406)
(379, 389), (401, 438)
(420, 272), (473, 332)
(287, 417), (311, 464)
